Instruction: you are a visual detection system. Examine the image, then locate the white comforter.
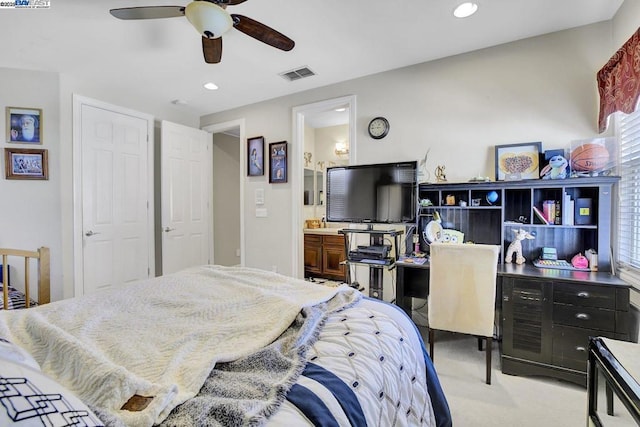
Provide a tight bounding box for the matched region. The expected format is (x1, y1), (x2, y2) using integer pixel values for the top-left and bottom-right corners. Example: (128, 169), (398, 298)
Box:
(0, 265), (358, 426)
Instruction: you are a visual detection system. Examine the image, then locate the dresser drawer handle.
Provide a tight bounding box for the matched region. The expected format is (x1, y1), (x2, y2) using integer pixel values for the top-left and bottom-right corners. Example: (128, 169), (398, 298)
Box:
(575, 346), (586, 352)
(575, 313), (590, 320)
(577, 292), (590, 298)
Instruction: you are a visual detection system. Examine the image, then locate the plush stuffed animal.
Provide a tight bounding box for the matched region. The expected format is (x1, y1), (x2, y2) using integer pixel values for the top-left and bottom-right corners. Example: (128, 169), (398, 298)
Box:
(540, 155), (568, 180)
(505, 228), (535, 264)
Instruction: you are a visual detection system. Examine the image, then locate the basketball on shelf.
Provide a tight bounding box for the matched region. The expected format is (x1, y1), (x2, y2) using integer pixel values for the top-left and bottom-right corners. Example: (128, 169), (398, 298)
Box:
(570, 143), (610, 172)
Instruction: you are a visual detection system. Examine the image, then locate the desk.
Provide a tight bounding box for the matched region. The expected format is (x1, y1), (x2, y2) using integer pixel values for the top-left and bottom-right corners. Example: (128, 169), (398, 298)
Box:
(395, 260), (430, 318)
(395, 261), (630, 386)
(395, 262), (627, 317)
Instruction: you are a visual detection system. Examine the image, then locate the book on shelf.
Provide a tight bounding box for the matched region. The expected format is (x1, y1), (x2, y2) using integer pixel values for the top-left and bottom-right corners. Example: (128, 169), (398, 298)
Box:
(575, 198), (593, 225)
(543, 200), (557, 224)
(562, 192), (574, 226)
(554, 199), (561, 225)
(533, 206), (549, 224)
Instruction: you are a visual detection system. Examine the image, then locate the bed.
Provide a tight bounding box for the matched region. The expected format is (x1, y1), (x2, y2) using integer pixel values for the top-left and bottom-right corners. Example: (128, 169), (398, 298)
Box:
(0, 247), (50, 310)
(0, 264), (451, 427)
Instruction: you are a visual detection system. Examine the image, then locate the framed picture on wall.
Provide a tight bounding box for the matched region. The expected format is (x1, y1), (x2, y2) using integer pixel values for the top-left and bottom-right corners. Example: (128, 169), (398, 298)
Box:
(247, 136), (265, 176)
(269, 141), (287, 184)
(494, 141), (542, 181)
(4, 148), (48, 180)
(6, 107), (43, 144)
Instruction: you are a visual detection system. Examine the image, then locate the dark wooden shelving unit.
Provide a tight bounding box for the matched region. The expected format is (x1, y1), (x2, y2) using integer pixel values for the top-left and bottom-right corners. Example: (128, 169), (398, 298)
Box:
(413, 176), (631, 386)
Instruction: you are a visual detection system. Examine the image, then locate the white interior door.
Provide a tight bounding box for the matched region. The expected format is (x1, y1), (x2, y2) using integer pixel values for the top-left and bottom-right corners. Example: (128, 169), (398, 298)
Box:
(161, 120), (212, 275)
(77, 100), (153, 296)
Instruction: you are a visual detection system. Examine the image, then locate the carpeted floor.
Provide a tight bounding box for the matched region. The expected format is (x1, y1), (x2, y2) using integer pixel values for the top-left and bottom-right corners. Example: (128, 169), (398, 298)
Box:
(418, 329), (588, 427)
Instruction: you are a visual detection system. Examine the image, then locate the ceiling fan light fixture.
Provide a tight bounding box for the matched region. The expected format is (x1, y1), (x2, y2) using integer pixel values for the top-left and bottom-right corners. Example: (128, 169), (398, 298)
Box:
(453, 2), (478, 18)
(185, 1), (233, 38)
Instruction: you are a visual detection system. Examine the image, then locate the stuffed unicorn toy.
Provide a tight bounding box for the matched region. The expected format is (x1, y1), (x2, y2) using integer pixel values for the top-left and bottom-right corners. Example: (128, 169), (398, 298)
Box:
(505, 228), (535, 264)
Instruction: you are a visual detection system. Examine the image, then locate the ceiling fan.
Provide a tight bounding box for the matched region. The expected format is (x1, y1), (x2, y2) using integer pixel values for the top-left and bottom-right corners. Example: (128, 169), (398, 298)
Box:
(109, 0), (295, 64)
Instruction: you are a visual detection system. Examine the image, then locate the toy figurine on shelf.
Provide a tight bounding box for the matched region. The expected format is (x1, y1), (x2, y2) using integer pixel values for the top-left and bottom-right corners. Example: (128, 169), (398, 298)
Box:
(434, 165), (447, 182)
(505, 228), (535, 264)
(418, 148), (431, 183)
(540, 155), (568, 180)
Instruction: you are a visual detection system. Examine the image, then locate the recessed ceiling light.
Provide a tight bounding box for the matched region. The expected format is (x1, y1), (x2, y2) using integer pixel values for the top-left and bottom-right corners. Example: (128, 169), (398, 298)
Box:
(453, 2), (478, 18)
(335, 108), (346, 112)
(204, 82), (219, 90)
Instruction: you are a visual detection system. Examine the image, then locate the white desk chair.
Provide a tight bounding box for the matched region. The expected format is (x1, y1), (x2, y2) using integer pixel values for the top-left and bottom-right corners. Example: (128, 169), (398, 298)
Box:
(428, 242), (500, 384)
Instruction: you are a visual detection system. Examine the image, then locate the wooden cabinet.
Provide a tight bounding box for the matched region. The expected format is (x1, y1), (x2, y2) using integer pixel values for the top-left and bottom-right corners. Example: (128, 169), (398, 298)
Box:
(304, 233), (346, 281)
(304, 234), (323, 277)
(500, 265), (630, 386)
(322, 235), (346, 279)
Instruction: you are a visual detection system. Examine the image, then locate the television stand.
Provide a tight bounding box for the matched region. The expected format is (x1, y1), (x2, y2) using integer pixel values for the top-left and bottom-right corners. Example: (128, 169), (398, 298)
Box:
(339, 228), (404, 300)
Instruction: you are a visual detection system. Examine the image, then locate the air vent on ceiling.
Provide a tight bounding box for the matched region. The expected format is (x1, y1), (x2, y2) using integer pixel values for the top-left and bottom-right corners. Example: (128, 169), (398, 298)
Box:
(280, 66), (316, 82)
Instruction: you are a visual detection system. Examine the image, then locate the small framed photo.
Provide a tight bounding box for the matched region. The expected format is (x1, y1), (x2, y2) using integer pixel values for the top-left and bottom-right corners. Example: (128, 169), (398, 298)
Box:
(247, 136), (265, 176)
(269, 141), (287, 184)
(495, 141), (542, 181)
(4, 148), (48, 180)
(6, 107), (43, 144)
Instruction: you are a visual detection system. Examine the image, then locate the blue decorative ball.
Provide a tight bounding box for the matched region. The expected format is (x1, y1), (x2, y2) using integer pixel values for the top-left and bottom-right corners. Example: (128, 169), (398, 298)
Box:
(486, 191), (499, 204)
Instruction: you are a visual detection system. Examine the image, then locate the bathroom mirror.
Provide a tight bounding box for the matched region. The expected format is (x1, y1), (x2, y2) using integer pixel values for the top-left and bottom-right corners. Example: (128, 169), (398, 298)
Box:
(316, 171), (324, 205)
(304, 168), (315, 205)
(304, 169), (325, 206)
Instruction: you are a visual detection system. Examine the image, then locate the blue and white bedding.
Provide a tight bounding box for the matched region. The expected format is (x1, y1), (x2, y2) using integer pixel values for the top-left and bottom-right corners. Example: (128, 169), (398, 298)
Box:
(0, 266), (450, 426)
(268, 297), (451, 427)
(0, 285), (35, 310)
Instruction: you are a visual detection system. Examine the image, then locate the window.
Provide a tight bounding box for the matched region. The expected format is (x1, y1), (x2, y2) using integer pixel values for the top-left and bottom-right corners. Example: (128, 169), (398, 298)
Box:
(617, 108), (640, 297)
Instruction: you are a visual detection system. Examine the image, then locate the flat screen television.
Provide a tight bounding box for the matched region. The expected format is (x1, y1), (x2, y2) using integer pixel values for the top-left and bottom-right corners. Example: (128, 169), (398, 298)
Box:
(326, 161), (417, 224)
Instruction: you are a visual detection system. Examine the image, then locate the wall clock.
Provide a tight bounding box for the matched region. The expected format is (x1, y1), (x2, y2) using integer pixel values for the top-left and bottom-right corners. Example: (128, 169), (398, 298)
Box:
(368, 116), (390, 139)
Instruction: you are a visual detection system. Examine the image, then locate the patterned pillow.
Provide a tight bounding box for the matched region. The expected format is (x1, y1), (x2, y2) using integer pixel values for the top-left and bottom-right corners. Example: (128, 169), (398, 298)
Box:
(0, 338), (40, 371)
(0, 358), (104, 426)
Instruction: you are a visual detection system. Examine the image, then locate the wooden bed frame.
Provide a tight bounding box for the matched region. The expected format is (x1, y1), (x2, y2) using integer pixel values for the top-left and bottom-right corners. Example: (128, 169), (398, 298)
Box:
(0, 247), (50, 309)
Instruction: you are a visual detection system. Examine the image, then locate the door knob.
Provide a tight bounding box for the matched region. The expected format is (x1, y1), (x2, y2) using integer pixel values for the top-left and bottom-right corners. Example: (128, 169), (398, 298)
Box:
(164, 227), (175, 233)
(85, 230), (100, 237)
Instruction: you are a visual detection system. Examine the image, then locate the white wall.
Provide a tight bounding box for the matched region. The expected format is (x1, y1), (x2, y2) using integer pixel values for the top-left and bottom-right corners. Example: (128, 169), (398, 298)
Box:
(0, 68), (62, 299)
(613, 0), (640, 46)
(212, 132), (241, 266)
(201, 21), (616, 275)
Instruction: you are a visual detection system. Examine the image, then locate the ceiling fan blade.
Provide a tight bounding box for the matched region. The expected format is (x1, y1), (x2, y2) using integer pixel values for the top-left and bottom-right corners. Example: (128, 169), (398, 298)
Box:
(222, 0), (247, 5)
(231, 14), (294, 51)
(110, 6), (185, 20)
(202, 36), (223, 64)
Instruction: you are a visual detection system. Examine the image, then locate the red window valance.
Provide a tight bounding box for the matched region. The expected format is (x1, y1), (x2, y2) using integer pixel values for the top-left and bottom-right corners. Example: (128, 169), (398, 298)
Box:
(597, 27), (640, 133)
